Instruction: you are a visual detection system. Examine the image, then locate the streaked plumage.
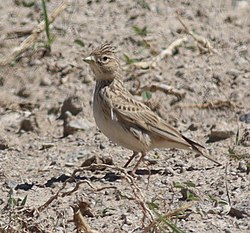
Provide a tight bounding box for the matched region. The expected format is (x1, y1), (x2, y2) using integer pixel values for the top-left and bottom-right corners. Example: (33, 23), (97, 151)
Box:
(83, 43), (220, 173)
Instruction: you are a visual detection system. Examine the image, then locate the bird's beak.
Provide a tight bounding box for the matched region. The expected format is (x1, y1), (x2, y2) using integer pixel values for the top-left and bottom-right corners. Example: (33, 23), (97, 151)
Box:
(83, 55), (96, 64)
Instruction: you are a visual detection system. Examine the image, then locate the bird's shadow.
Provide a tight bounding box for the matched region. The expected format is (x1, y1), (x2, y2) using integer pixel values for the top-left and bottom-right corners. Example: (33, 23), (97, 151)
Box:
(14, 168), (164, 191)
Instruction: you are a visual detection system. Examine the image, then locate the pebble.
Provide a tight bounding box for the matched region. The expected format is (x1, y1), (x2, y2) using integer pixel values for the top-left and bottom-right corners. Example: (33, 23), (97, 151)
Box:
(207, 130), (234, 143)
(29, 59), (42, 66)
(164, 167), (174, 175)
(175, 70), (185, 78)
(63, 111), (94, 137)
(17, 87), (31, 98)
(19, 117), (38, 133)
(40, 76), (52, 86)
(239, 113), (250, 123)
(238, 161), (247, 172)
(58, 95), (83, 120)
(226, 69), (242, 77)
(188, 123), (198, 131)
(0, 138), (9, 150)
(79, 71), (93, 83)
(239, 128), (250, 146)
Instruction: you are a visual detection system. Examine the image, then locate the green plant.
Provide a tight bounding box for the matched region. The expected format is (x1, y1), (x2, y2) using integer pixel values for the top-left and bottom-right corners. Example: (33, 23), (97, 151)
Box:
(137, 0), (150, 10)
(22, 0), (35, 7)
(132, 25), (148, 36)
(123, 54), (139, 64)
(142, 90), (152, 101)
(74, 39), (85, 47)
(41, 0), (55, 51)
(228, 128), (249, 161)
(147, 200), (185, 233)
(7, 194), (27, 209)
(173, 181), (199, 201)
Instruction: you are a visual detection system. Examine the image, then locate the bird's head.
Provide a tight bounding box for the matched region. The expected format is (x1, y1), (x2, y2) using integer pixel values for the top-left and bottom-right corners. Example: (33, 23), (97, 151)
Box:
(83, 43), (121, 81)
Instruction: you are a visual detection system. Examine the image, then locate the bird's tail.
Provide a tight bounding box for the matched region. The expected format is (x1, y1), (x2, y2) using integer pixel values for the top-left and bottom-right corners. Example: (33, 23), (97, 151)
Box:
(182, 136), (221, 166)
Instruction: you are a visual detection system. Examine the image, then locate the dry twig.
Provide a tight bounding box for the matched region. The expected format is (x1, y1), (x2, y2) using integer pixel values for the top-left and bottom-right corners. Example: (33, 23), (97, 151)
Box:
(62, 180), (116, 197)
(136, 82), (186, 100)
(0, 0), (69, 66)
(132, 37), (188, 69)
(5, 26), (34, 39)
(175, 100), (237, 110)
(176, 12), (218, 54)
(84, 164), (154, 223)
(72, 205), (99, 233)
(37, 164), (154, 225)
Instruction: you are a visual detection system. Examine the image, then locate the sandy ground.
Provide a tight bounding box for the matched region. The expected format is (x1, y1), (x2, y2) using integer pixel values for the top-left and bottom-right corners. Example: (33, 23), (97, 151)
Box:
(0, 0), (249, 232)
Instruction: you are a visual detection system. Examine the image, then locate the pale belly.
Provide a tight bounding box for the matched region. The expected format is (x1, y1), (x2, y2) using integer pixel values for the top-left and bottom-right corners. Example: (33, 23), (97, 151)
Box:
(93, 102), (146, 152)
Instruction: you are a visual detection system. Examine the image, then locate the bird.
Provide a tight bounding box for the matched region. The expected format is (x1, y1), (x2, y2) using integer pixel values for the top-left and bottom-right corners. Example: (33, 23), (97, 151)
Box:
(83, 43), (220, 174)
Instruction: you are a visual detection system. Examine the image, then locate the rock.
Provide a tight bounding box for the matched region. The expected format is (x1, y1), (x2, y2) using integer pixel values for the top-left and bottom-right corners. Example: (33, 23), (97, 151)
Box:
(63, 111), (94, 137)
(40, 143), (54, 150)
(238, 161), (247, 172)
(81, 154), (114, 167)
(29, 59), (42, 66)
(226, 69), (242, 77)
(0, 92), (20, 110)
(206, 130), (234, 143)
(79, 72), (93, 84)
(187, 123), (198, 131)
(19, 115), (39, 133)
(0, 138), (8, 150)
(175, 70), (185, 78)
(239, 113), (250, 123)
(58, 95), (83, 120)
(40, 76), (52, 86)
(61, 64), (74, 76)
(17, 87), (31, 98)
(239, 128), (250, 146)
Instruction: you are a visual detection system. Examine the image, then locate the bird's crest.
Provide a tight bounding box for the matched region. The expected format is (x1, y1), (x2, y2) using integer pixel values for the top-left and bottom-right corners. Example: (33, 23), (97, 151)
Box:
(92, 43), (116, 55)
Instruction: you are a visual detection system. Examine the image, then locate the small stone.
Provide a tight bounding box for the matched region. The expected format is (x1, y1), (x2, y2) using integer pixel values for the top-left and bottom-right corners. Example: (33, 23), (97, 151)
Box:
(226, 69), (242, 77)
(0, 138), (9, 150)
(99, 143), (105, 150)
(175, 70), (184, 78)
(179, 167), (186, 173)
(17, 87), (31, 98)
(81, 155), (114, 167)
(239, 113), (250, 123)
(206, 130), (234, 143)
(61, 65), (73, 75)
(29, 59), (42, 66)
(164, 167), (174, 175)
(59, 95), (83, 119)
(238, 161), (247, 172)
(63, 111), (94, 137)
(187, 123), (198, 131)
(58, 95), (83, 120)
(239, 128), (250, 146)
(175, 159), (185, 167)
(40, 143), (54, 150)
(212, 73), (222, 86)
(121, 214), (133, 225)
(19, 116), (39, 133)
(79, 71), (93, 83)
(40, 76), (52, 86)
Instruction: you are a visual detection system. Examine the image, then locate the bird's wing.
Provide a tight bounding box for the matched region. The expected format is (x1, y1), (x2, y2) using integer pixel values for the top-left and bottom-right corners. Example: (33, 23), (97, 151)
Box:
(101, 80), (191, 148)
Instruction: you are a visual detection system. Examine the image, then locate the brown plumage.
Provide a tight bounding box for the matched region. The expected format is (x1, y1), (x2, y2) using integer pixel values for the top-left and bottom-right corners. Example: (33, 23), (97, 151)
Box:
(83, 43), (220, 174)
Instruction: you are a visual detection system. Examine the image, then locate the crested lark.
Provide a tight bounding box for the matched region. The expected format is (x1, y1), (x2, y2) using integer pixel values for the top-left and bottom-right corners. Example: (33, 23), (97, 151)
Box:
(83, 43), (220, 174)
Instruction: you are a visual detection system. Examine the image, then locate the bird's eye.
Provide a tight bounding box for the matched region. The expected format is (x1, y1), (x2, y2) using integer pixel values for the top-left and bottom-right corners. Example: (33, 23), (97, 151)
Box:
(102, 56), (109, 62)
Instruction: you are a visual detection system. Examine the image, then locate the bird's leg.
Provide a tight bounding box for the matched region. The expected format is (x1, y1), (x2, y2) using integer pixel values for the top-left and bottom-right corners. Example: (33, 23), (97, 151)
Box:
(131, 152), (146, 175)
(124, 151), (138, 168)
